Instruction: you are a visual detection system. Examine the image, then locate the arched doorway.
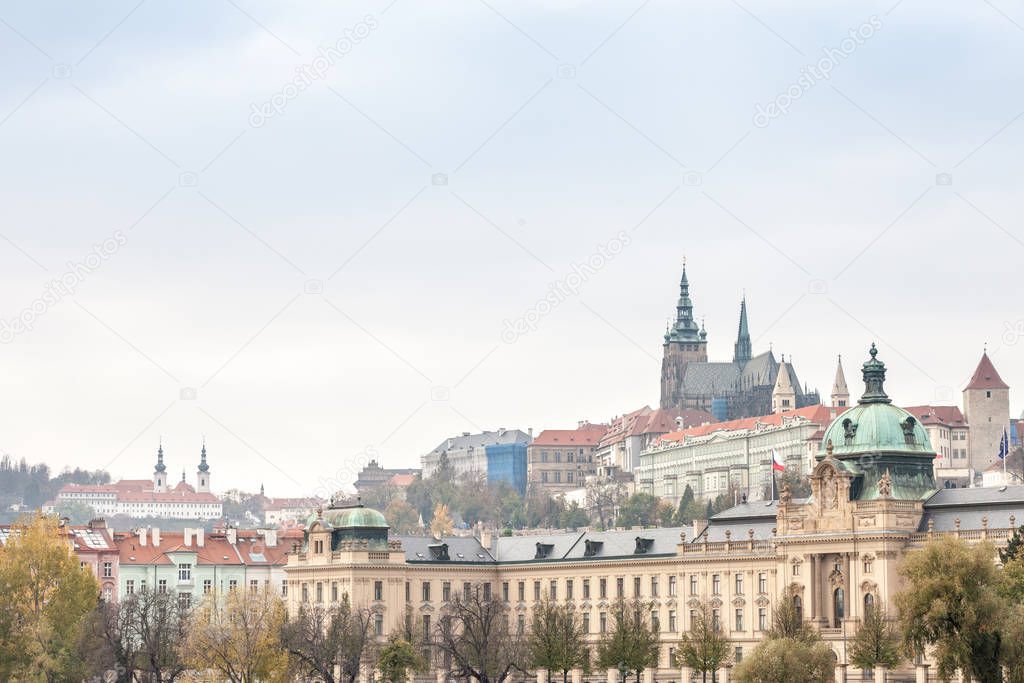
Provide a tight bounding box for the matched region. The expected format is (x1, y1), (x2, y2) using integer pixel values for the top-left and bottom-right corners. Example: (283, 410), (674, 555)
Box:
(833, 588), (845, 628)
(864, 593), (874, 615)
(793, 594), (803, 622)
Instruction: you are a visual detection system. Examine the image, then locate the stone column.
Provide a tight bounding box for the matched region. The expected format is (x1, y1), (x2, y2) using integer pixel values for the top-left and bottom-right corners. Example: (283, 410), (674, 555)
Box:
(607, 668), (617, 683)
(679, 665), (691, 683)
(718, 665), (730, 683)
(809, 555), (819, 620)
(642, 668), (654, 683)
(874, 667), (887, 683)
(571, 668), (583, 683)
(843, 552), (853, 623)
(915, 664), (929, 683)
(538, 670), (548, 683)
(435, 671), (445, 683)
(834, 663), (847, 683)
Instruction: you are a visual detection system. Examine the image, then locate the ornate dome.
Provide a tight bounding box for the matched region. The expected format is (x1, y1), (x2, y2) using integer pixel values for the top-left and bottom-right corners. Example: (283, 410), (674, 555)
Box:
(820, 344), (933, 457)
(307, 503), (388, 530)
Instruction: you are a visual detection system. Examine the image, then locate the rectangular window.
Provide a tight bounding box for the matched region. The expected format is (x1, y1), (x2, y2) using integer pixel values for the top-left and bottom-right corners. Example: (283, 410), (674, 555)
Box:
(712, 574), (721, 595)
(405, 581), (410, 601)
(463, 582), (471, 600)
(442, 581), (451, 602)
(689, 575), (698, 596)
(229, 579), (237, 592)
(103, 561), (113, 578)
(634, 576), (642, 597)
(549, 580), (557, 600)
(758, 573), (767, 594)
(735, 574), (743, 595)
(316, 582), (323, 603)
(125, 579), (135, 595)
(599, 612), (607, 633)
(616, 577), (624, 598)
(178, 563), (191, 581)
(600, 578), (607, 599)
(374, 580), (383, 601)
(517, 614), (525, 634)
(758, 608), (767, 631)
(566, 579), (574, 600)
(583, 579), (591, 599)
(712, 609), (721, 632)
(518, 581), (525, 602)
(203, 579), (212, 595)
(332, 582), (338, 602)
(158, 579), (167, 594)
(282, 582), (288, 598)
(734, 647), (743, 664)
(668, 575), (677, 596)
(651, 577), (659, 597)
(375, 613), (384, 636)
(422, 582), (431, 601)
(302, 584), (309, 602)
(793, 563), (800, 576)
(651, 610), (660, 632)
(534, 581), (541, 601)
(864, 560), (873, 574)
(178, 592), (191, 610)
(483, 583), (491, 601)
(250, 579), (258, 594)
(422, 615), (431, 640)
(502, 582), (509, 602)
(583, 612), (590, 633)
(668, 610), (677, 632)
(735, 609), (744, 631)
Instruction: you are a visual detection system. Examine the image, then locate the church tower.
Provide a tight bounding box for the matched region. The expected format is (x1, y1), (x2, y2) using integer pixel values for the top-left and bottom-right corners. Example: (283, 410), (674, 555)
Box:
(660, 262), (709, 409)
(153, 441), (167, 493)
(963, 350), (1010, 474)
(831, 355), (849, 408)
(197, 440), (211, 493)
(772, 357), (796, 414)
(733, 296), (752, 365)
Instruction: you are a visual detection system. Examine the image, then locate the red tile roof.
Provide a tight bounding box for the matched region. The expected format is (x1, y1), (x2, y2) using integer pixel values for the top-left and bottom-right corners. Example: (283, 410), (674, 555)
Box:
(965, 352), (1009, 390)
(387, 473), (417, 487)
(658, 404), (841, 444)
(531, 423), (609, 447)
(118, 490), (219, 503)
(113, 529), (299, 566)
(632, 408), (715, 436)
(904, 405), (968, 428)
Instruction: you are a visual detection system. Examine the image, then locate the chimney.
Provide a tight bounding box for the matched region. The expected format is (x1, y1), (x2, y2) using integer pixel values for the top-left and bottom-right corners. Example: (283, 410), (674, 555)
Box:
(196, 528), (205, 548)
(262, 529), (277, 547)
(692, 519), (708, 539)
(479, 527), (492, 551)
(184, 528), (193, 546)
(227, 527), (237, 545)
(151, 527), (161, 546)
(138, 528), (148, 546)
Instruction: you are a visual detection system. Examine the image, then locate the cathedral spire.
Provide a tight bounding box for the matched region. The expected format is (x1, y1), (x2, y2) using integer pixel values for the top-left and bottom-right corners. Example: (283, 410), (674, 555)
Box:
(733, 296), (752, 365)
(155, 441), (166, 473)
(831, 355), (850, 408)
(666, 261), (701, 343)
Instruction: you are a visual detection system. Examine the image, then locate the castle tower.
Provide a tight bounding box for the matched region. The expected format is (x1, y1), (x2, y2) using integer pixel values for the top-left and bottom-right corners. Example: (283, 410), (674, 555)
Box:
(772, 356), (796, 414)
(733, 296), (752, 365)
(831, 355), (849, 408)
(660, 261), (709, 409)
(197, 440), (211, 493)
(963, 350), (1010, 475)
(153, 441), (167, 493)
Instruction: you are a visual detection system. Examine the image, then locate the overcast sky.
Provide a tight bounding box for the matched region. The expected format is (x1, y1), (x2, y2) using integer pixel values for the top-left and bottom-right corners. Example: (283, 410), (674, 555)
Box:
(1, 0), (1022, 497)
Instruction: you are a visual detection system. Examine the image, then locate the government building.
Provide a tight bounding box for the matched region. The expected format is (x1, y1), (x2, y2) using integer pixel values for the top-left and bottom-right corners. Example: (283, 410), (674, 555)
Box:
(287, 345), (1024, 682)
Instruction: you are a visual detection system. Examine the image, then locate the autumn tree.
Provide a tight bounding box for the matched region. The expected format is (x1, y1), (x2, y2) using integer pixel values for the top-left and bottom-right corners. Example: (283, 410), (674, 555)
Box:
(0, 514), (99, 682)
(849, 599), (901, 674)
(385, 499), (420, 534)
(595, 599), (660, 683)
(675, 602), (730, 683)
(732, 637), (834, 683)
(280, 596), (377, 683)
(896, 537), (1005, 683)
(186, 587), (288, 683)
(430, 503), (455, 537)
(528, 600), (588, 683)
(431, 583), (527, 683)
(378, 634), (426, 683)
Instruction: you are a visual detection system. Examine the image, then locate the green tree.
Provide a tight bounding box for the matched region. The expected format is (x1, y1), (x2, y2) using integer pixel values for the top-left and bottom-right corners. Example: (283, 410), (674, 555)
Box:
(896, 537), (1004, 683)
(0, 514), (99, 682)
(560, 502), (590, 530)
(595, 599), (659, 682)
(615, 493), (661, 528)
(385, 499), (419, 534)
(675, 602), (730, 683)
(1003, 605), (1024, 683)
(378, 635), (425, 683)
(733, 637), (834, 683)
(53, 500), (96, 524)
(1002, 524), (1024, 564)
(528, 600), (588, 683)
(849, 600), (901, 673)
(674, 485), (695, 524)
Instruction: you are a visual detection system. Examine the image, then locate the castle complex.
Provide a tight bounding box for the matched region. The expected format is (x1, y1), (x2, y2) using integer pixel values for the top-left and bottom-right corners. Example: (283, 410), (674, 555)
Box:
(660, 263), (819, 420)
(287, 346), (1024, 681)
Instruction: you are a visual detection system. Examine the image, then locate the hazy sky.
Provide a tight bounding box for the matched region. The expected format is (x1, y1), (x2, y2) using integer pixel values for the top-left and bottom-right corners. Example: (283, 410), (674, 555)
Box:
(1, 1), (1022, 497)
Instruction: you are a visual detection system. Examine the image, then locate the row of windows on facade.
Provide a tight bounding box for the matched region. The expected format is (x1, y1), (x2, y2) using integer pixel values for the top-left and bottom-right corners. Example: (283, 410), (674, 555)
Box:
(81, 560), (115, 578)
(537, 470), (581, 484)
(123, 575), (281, 598)
(533, 451), (594, 464)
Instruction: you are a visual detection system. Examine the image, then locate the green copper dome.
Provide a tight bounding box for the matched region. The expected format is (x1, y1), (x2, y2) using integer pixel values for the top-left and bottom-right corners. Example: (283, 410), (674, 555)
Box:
(307, 504), (388, 530)
(817, 344), (937, 501)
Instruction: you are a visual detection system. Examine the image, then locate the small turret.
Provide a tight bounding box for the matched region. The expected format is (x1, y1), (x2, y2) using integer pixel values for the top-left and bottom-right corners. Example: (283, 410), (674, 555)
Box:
(772, 356), (796, 414)
(196, 440), (211, 493)
(831, 355), (849, 408)
(733, 296), (752, 365)
(153, 441), (167, 493)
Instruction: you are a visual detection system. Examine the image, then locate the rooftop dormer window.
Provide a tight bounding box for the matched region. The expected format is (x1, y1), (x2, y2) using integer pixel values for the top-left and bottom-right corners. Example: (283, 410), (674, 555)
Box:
(634, 537), (654, 554)
(535, 542), (554, 559)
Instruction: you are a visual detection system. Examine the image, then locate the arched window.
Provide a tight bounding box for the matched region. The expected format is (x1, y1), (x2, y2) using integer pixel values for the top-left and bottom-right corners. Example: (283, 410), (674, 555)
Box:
(833, 588), (845, 628)
(793, 594), (803, 622)
(864, 593), (874, 615)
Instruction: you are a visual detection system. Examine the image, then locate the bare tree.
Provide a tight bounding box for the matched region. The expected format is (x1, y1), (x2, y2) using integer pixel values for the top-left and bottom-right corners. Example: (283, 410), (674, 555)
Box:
(133, 589), (191, 683)
(431, 583), (527, 683)
(585, 475), (626, 529)
(77, 600), (141, 683)
(281, 596), (378, 683)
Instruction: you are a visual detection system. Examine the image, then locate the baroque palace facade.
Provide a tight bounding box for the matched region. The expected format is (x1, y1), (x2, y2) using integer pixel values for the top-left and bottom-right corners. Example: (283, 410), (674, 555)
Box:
(288, 346), (1024, 682)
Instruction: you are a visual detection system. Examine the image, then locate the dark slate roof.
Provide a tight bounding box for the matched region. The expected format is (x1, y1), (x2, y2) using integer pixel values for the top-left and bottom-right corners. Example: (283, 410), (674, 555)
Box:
(489, 527), (683, 563)
(427, 429), (532, 456)
(919, 486), (1024, 532)
(709, 499), (808, 521)
(681, 362), (741, 395)
(699, 519), (777, 543)
(397, 535), (495, 563)
(491, 532), (583, 562)
(739, 351), (777, 389)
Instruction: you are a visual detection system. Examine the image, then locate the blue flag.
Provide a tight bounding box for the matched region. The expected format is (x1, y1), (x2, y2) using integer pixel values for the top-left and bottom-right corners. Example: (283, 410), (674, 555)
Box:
(999, 429), (1009, 460)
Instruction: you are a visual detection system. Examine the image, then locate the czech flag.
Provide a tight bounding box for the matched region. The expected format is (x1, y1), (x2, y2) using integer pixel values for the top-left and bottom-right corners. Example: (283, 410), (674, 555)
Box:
(771, 448), (785, 472)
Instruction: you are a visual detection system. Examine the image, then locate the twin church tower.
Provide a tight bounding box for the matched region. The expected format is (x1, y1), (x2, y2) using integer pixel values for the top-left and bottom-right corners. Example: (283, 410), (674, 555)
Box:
(152, 441), (212, 494)
(659, 262), (820, 421)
